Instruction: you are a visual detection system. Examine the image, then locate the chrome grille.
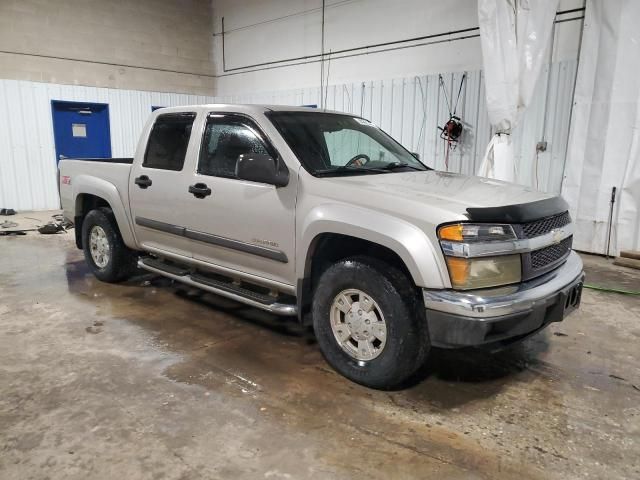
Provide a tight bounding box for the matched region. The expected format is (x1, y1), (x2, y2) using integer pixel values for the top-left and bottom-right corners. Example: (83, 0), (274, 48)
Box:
(530, 236), (573, 270)
(521, 211), (571, 238)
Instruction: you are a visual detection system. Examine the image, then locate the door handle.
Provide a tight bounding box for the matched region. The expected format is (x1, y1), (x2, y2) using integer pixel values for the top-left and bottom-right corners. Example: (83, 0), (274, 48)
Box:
(134, 175), (152, 189)
(188, 183), (212, 199)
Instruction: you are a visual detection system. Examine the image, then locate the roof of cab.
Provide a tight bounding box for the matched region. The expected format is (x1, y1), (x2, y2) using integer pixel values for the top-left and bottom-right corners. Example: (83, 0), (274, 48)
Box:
(151, 104), (352, 116)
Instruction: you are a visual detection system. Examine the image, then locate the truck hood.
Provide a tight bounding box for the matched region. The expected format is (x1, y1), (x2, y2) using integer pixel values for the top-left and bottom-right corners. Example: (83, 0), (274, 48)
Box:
(319, 170), (555, 222)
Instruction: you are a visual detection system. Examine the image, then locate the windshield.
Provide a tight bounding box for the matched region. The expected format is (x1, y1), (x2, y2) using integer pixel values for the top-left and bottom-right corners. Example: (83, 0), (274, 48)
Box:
(266, 111), (428, 176)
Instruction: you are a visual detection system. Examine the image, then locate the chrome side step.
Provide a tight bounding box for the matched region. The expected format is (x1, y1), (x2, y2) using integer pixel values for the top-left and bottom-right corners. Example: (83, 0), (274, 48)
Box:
(137, 258), (297, 316)
(140, 256), (189, 276)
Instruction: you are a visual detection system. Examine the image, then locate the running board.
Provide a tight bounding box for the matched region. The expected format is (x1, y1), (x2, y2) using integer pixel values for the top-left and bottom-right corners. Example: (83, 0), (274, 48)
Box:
(138, 258), (297, 316)
(140, 257), (190, 276)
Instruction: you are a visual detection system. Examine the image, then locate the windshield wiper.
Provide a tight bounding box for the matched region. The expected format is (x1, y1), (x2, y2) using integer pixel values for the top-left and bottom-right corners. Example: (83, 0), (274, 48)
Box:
(380, 162), (426, 171)
(315, 165), (388, 177)
(315, 162), (427, 177)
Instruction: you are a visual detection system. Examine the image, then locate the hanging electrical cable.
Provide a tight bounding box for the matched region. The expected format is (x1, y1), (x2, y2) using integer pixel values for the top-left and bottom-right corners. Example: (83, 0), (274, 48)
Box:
(414, 76), (427, 155)
(343, 84), (352, 112)
(534, 12), (557, 190)
(320, 0), (326, 109)
(324, 49), (332, 109)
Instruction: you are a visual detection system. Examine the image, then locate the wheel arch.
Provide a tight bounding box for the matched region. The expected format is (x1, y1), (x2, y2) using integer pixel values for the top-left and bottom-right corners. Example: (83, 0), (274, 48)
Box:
(73, 176), (136, 250)
(296, 204), (449, 322)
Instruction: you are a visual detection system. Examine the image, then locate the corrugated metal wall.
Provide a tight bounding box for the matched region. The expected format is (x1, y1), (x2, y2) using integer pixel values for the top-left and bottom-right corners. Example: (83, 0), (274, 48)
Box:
(0, 79), (214, 211)
(217, 60), (577, 195)
(0, 60), (576, 211)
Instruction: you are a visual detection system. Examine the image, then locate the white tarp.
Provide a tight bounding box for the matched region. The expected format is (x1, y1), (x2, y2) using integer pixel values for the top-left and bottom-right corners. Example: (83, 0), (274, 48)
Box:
(477, 0), (559, 182)
(563, 0), (640, 255)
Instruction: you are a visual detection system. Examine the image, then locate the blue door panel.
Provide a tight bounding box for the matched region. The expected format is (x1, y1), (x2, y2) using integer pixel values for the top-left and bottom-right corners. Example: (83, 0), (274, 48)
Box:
(51, 101), (112, 163)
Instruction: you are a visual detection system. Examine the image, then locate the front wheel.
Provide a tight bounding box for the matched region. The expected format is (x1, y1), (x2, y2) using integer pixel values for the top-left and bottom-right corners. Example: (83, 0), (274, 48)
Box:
(312, 257), (430, 389)
(82, 207), (138, 283)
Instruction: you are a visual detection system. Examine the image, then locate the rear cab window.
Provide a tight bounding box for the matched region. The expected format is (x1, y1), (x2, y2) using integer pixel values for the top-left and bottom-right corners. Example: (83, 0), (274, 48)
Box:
(143, 113), (196, 171)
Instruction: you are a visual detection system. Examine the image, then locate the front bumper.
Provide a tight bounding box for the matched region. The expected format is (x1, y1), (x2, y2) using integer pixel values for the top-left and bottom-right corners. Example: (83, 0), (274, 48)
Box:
(423, 251), (585, 348)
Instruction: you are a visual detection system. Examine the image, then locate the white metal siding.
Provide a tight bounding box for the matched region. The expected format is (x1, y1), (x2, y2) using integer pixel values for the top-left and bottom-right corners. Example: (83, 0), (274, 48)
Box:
(0, 61), (576, 211)
(217, 60), (577, 195)
(0, 79), (214, 211)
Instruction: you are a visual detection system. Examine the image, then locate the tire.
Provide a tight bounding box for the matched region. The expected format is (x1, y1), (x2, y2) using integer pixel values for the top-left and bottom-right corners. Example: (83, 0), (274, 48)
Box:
(312, 256), (430, 389)
(82, 207), (138, 283)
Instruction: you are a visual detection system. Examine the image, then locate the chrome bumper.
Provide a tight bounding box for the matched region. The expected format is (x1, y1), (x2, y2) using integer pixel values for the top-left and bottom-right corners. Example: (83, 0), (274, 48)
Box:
(423, 251), (584, 319)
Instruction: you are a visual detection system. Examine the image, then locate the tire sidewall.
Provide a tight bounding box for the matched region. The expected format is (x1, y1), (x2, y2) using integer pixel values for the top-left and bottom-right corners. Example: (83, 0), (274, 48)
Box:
(82, 209), (122, 282)
(312, 258), (427, 388)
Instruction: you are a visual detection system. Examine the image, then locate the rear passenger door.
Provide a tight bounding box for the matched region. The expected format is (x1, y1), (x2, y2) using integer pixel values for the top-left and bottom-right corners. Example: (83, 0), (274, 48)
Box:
(183, 113), (297, 288)
(129, 113), (198, 259)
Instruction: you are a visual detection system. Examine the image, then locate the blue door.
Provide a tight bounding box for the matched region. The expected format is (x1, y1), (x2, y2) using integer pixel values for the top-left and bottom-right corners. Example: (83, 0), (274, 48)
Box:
(51, 101), (112, 163)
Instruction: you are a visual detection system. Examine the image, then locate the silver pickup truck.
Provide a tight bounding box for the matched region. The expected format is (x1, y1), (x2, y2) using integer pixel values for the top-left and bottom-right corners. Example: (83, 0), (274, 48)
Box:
(59, 105), (585, 389)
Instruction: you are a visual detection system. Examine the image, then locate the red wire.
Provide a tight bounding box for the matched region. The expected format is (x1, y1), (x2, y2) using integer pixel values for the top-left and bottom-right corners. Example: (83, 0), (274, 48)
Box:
(445, 137), (450, 171)
(444, 121), (454, 171)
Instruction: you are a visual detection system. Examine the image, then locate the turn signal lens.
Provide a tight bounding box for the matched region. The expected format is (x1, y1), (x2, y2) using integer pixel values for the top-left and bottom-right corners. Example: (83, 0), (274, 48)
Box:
(445, 254), (522, 290)
(438, 224), (464, 242)
(438, 223), (516, 243)
(445, 256), (471, 287)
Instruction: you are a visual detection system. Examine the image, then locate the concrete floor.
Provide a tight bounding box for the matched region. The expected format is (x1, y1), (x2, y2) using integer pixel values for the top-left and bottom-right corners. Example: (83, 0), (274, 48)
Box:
(1, 232), (639, 480)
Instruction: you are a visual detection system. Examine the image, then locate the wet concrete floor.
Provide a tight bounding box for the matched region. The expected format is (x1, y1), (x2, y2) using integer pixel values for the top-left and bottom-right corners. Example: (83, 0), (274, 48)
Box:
(1, 234), (639, 479)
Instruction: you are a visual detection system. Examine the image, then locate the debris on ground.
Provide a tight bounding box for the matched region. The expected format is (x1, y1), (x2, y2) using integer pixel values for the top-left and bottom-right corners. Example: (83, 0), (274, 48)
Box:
(0, 213), (73, 236)
(37, 224), (65, 234)
(606, 373), (640, 393)
(0, 208), (17, 216)
(37, 215), (74, 234)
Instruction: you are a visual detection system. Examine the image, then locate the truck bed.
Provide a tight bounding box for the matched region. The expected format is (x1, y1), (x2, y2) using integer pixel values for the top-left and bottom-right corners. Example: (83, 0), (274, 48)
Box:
(58, 158), (134, 222)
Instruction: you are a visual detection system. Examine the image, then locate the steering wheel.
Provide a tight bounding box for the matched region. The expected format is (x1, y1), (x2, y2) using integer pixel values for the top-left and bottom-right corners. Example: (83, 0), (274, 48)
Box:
(345, 154), (371, 168)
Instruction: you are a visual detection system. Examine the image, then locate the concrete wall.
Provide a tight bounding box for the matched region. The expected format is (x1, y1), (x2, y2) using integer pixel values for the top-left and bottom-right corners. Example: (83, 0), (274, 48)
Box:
(212, 0), (584, 96)
(0, 0), (215, 95)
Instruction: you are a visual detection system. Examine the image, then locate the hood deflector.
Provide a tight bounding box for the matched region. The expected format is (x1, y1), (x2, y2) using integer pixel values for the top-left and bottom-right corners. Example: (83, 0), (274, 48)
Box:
(466, 196), (569, 223)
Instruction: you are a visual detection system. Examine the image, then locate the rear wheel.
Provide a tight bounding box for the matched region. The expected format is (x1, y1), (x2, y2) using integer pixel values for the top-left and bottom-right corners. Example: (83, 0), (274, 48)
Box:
(312, 256), (430, 389)
(82, 207), (138, 283)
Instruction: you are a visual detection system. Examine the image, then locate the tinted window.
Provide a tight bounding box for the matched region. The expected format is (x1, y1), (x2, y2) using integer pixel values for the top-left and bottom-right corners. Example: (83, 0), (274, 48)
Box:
(143, 113), (195, 171)
(198, 116), (271, 178)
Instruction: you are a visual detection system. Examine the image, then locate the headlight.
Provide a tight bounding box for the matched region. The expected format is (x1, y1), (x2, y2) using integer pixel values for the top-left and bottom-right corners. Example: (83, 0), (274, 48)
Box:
(438, 223), (516, 242)
(438, 223), (521, 289)
(444, 255), (521, 289)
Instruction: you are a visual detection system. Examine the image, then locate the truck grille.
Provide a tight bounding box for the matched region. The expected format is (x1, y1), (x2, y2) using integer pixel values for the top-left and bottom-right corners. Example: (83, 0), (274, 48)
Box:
(520, 211), (571, 238)
(530, 236), (573, 270)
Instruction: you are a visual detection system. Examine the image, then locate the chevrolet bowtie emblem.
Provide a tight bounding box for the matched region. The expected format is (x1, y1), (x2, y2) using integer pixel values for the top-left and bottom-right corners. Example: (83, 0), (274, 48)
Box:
(552, 229), (563, 244)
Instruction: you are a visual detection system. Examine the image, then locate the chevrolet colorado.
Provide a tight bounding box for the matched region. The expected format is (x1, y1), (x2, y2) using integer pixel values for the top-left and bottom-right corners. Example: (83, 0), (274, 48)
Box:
(59, 105), (584, 389)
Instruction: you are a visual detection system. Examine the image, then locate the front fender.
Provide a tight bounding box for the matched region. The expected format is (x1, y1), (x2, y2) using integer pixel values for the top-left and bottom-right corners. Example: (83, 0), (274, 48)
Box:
(73, 175), (137, 249)
(298, 203), (451, 288)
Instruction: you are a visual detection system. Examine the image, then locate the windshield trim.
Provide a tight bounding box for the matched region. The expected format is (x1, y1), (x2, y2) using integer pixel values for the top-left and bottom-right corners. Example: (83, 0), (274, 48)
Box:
(265, 110), (430, 178)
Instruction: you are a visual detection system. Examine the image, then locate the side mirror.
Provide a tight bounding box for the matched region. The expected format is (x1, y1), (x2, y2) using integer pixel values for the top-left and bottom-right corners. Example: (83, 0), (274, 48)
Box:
(411, 152), (420, 160)
(236, 153), (289, 187)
